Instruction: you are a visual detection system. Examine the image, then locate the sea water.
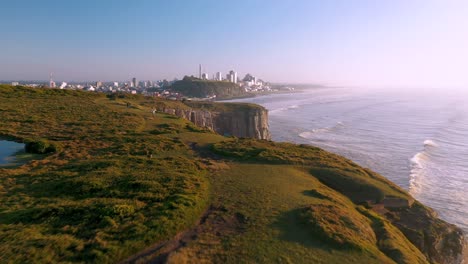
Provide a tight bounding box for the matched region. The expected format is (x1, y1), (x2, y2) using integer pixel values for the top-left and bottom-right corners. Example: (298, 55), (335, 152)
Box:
(231, 87), (468, 234)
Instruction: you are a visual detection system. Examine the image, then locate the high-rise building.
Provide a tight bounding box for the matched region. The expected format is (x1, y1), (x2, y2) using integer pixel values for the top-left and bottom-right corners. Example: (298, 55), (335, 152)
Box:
(49, 72), (56, 88)
(228, 70), (237, 83)
(216, 72), (222, 81)
(132, 78), (137, 88)
(201, 73), (209, 80)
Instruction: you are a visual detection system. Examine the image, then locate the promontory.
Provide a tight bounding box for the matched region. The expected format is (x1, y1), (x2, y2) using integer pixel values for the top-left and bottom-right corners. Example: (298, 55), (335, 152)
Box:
(0, 85), (466, 264)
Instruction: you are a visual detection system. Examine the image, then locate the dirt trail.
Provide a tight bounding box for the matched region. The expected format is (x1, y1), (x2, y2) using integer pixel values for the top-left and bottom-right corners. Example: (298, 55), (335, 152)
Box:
(119, 205), (247, 264)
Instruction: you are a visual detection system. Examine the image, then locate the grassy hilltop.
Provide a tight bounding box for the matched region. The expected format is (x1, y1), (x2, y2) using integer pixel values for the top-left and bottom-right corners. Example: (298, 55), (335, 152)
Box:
(0, 85), (464, 263)
(170, 76), (249, 99)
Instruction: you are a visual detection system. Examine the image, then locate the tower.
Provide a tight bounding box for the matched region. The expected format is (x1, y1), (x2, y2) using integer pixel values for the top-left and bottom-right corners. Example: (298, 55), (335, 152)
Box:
(49, 72), (56, 88)
(199, 64), (202, 79)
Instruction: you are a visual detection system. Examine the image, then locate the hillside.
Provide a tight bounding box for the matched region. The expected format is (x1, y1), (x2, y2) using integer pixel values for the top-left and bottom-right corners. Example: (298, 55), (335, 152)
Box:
(170, 76), (249, 99)
(0, 85), (466, 263)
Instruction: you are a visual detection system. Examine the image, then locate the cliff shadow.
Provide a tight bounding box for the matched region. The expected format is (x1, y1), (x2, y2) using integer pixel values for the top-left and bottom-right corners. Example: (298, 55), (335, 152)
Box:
(270, 208), (329, 249)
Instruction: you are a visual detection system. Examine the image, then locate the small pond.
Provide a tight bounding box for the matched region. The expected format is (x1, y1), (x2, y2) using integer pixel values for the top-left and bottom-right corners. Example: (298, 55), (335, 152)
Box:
(0, 140), (25, 166)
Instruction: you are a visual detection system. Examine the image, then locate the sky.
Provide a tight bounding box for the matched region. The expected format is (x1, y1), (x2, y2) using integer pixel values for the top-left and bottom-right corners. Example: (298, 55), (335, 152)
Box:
(1, 0), (468, 88)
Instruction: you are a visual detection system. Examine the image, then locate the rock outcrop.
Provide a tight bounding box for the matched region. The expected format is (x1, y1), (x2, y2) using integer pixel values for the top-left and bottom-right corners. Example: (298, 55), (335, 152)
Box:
(159, 104), (271, 140)
(388, 203), (468, 264)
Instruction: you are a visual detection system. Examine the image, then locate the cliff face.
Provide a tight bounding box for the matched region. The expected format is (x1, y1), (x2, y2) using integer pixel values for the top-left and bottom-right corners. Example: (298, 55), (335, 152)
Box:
(388, 203), (468, 264)
(160, 105), (271, 140)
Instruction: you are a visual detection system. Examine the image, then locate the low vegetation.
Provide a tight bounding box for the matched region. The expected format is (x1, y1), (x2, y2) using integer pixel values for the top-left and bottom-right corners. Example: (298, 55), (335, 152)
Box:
(0, 85), (462, 263)
(170, 76), (249, 99)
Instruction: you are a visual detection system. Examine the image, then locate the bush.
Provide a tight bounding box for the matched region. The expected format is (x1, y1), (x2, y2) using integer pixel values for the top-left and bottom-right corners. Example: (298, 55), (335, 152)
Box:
(25, 139), (58, 154)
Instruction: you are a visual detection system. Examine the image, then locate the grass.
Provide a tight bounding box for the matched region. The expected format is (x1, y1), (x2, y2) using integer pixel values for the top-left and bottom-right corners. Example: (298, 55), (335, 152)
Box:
(0, 85), (459, 263)
(167, 164), (396, 263)
(0, 85), (218, 263)
(170, 76), (248, 99)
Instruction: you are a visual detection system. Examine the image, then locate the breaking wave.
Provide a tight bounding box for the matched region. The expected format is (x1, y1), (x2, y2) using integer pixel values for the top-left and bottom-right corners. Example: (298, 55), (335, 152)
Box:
(299, 121), (345, 139)
(409, 139), (437, 195)
(423, 139), (438, 147)
(269, 104), (300, 114)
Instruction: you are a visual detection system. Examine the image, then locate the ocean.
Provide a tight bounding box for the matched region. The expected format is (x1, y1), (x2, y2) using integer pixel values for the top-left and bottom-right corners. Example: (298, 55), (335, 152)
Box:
(231, 87), (468, 234)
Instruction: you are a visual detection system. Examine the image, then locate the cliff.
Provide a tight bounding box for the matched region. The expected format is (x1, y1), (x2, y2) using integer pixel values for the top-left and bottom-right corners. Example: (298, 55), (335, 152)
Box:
(211, 139), (468, 264)
(158, 101), (271, 140)
(170, 76), (249, 99)
(0, 85), (466, 263)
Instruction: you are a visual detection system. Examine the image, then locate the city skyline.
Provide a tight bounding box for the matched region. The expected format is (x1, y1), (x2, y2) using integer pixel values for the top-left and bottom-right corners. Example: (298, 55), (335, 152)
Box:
(2, 1), (468, 88)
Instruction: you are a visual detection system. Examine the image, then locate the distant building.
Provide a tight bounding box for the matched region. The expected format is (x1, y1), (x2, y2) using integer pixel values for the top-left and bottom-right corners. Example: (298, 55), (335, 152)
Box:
(49, 73), (56, 88)
(60, 82), (67, 89)
(228, 70), (237, 83)
(216, 72), (222, 81)
(11, 82), (19, 86)
(113, 82), (119, 87)
(132, 77), (137, 88)
(202, 73), (209, 80)
(96, 81), (103, 88)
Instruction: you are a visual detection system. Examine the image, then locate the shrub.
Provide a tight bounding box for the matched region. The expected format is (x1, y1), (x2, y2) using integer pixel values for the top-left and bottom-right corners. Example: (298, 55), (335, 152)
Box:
(24, 139), (59, 154)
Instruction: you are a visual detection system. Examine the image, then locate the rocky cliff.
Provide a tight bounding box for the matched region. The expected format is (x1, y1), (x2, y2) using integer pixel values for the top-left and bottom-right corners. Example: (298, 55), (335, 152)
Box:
(158, 102), (271, 140)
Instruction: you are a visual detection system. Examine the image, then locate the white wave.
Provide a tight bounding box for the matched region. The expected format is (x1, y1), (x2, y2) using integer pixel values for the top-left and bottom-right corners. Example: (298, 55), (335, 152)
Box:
(423, 139), (438, 147)
(288, 105), (299, 109)
(299, 129), (330, 139)
(298, 121), (345, 139)
(409, 152), (427, 196)
(298, 132), (311, 139)
(269, 104), (300, 114)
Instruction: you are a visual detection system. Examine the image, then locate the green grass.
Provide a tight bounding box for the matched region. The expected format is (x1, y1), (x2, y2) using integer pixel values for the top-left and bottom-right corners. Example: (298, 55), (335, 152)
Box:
(0, 85), (459, 263)
(212, 139), (410, 203)
(167, 164), (396, 263)
(0, 85), (212, 263)
(170, 76), (249, 99)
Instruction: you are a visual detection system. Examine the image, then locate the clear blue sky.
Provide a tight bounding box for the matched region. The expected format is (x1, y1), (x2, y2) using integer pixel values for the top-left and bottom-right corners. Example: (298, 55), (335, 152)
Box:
(1, 0), (468, 87)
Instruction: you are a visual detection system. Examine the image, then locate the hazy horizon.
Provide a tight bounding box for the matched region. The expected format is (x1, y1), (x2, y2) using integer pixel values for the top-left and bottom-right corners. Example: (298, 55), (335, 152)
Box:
(2, 0), (468, 88)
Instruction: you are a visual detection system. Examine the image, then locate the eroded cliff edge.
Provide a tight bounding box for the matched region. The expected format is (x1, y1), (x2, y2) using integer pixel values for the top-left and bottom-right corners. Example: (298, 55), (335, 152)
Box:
(156, 101), (271, 140)
(212, 139), (468, 264)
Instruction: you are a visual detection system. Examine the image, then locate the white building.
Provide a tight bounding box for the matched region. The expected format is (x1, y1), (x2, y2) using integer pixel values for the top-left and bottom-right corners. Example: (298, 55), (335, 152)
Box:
(11, 82), (19, 86)
(228, 70), (237, 83)
(202, 73), (209, 80)
(216, 72), (222, 81)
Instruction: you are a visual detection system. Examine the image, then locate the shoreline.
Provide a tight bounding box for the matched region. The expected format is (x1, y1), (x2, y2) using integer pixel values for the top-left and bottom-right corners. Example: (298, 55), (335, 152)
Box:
(225, 89), (468, 241)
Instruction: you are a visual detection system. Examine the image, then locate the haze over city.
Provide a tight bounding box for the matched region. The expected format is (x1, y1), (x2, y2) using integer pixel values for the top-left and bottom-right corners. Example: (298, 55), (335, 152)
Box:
(2, 0), (468, 88)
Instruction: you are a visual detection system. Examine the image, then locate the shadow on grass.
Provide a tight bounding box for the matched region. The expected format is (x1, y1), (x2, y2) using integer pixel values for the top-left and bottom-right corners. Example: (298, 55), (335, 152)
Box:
(271, 208), (330, 250)
(301, 189), (333, 201)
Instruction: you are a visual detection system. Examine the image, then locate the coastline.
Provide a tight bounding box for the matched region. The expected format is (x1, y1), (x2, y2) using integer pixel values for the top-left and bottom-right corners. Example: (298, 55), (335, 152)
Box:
(226, 87), (468, 239)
